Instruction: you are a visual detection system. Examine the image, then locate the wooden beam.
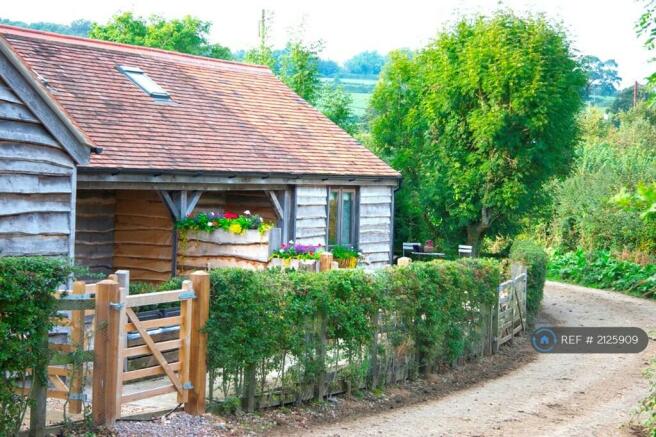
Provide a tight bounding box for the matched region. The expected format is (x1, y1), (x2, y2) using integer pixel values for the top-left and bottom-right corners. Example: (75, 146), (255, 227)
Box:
(186, 191), (202, 216)
(266, 190), (284, 220)
(185, 271), (209, 415)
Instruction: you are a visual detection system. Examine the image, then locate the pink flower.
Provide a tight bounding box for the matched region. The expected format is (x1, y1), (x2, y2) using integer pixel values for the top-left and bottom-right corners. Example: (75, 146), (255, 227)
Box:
(223, 211), (238, 219)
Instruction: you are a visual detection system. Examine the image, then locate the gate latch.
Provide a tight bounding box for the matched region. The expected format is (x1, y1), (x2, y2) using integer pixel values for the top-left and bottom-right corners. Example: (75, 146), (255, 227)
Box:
(178, 291), (196, 300)
(109, 302), (124, 311)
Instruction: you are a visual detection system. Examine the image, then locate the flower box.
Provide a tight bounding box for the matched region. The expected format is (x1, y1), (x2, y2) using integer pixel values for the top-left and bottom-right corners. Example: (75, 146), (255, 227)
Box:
(178, 228), (273, 272)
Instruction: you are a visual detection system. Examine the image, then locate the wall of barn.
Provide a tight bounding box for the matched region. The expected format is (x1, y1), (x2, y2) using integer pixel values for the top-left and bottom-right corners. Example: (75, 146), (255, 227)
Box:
(358, 186), (393, 268)
(74, 190), (116, 274)
(0, 77), (76, 257)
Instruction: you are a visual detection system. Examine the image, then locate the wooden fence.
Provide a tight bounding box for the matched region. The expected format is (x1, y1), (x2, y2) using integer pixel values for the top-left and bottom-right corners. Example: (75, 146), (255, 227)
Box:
(21, 270), (210, 436)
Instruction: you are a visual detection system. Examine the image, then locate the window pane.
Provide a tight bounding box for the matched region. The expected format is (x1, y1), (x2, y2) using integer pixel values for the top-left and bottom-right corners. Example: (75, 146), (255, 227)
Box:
(328, 190), (338, 246)
(340, 192), (353, 245)
(124, 70), (169, 97)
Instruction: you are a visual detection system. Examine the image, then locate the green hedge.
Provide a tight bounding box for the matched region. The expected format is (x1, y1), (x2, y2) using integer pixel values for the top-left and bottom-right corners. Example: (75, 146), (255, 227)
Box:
(548, 249), (656, 298)
(0, 257), (75, 435)
(509, 240), (548, 320)
(204, 258), (501, 409)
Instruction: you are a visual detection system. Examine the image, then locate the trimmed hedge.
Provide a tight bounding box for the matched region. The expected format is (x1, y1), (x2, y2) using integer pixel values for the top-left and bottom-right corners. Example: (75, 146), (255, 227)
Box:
(204, 258), (501, 409)
(0, 257), (75, 436)
(509, 240), (548, 320)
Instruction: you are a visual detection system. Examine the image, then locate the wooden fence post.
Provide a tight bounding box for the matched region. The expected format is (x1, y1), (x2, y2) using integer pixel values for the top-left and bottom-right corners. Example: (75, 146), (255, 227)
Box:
(92, 279), (122, 426)
(29, 327), (48, 437)
(177, 280), (193, 404)
(185, 271), (209, 415)
(68, 280), (86, 415)
(319, 252), (333, 272)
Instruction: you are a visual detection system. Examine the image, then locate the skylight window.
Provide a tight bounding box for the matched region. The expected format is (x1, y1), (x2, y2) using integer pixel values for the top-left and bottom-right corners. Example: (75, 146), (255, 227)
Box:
(118, 66), (170, 99)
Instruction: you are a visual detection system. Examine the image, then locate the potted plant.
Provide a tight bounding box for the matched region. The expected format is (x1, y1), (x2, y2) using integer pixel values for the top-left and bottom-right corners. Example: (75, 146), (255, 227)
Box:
(331, 245), (361, 269)
(270, 241), (323, 269)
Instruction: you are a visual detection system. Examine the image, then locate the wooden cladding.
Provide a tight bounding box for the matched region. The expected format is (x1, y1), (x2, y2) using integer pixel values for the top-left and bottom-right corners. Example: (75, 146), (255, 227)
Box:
(0, 77), (75, 257)
(75, 190), (116, 274)
(113, 190), (174, 282)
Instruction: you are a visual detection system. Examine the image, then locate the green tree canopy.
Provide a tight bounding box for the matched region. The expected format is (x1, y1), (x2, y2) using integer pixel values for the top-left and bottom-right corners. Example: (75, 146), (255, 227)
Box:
(580, 55), (621, 98)
(345, 50), (386, 75)
(371, 12), (586, 253)
(0, 18), (92, 36)
(279, 39), (323, 104)
(89, 12), (231, 59)
(317, 84), (357, 134)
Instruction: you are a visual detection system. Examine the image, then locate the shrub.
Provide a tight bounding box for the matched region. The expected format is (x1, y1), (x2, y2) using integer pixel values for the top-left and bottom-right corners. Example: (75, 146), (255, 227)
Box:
(509, 240), (548, 320)
(204, 258), (501, 407)
(0, 257), (76, 436)
(548, 249), (656, 298)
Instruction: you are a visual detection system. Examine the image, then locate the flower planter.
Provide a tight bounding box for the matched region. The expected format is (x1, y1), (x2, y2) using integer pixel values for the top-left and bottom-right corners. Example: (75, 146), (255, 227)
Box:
(337, 257), (358, 269)
(178, 229), (273, 273)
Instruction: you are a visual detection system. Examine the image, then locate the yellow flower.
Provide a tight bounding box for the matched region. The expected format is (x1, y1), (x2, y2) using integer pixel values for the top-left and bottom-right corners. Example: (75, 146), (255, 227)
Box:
(228, 223), (243, 234)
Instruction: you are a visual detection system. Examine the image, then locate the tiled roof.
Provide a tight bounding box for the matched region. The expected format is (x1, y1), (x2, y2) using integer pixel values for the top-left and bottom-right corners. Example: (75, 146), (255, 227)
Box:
(0, 25), (399, 178)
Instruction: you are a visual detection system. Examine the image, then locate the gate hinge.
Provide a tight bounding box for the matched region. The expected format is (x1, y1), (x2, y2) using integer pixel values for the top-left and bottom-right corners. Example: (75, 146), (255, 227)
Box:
(178, 291), (196, 300)
(68, 392), (87, 402)
(109, 302), (124, 310)
(182, 382), (194, 390)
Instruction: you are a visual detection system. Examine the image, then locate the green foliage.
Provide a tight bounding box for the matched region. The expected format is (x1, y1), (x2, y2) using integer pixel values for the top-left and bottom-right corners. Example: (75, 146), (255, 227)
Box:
(330, 245), (360, 260)
(613, 182), (656, 221)
(89, 12), (232, 59)
(609, 84), (650, 114)
(539, 105), (656, 256)
(579, 55), (621, 99)
(176, 211), (272, 236)
(204, 259), (501, 405)
(317, 84), (357, 134)
(641, 358), (656, 436)
(345, 51), (386, 75)
(509, 240), (548, 319)
(279, 39), (323, 104)
(371, 12), (586, 253)
(0, 257), (76, 436)
(549, 249), (656, 298)
(0, 18), (91, 36)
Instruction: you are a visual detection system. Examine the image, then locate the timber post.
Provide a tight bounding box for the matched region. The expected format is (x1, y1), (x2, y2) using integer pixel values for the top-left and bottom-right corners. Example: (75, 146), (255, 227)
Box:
(92, 279), (121, 426)
(68, 280), (86, 415)
(319, 252), (333, 272)
(185, 271), (210, 415)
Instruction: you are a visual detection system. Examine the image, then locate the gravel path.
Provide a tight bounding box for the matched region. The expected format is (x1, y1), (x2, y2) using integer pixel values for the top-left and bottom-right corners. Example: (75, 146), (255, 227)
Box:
(305, 281), (656, 437)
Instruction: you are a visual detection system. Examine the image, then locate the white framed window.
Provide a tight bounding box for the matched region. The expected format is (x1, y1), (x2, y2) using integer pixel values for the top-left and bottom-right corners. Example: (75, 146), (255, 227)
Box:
(118, 65), (170, 99)
(327, 187), (356, 247)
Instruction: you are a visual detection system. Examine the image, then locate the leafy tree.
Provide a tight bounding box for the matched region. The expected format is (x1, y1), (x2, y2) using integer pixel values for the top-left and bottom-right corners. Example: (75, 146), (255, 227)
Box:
(345, 50), (386, 75)
(0, 18), (92, 36)
(610, 83), (650, 113)
(279, 39), (322, 104)
(580, 55), (621, 98)
(318, 59), (341, 77)
(89, 12), (231, 59)
(317, 84), (357, 134)
(371, 13), (586, 254)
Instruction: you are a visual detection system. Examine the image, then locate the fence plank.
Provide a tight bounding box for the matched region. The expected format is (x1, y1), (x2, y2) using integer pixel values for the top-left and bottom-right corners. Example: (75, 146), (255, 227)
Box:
(124, 315), (180, 332)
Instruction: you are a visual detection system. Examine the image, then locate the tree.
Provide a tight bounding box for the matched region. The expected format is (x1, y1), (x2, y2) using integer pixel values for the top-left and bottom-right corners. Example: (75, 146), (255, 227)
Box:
(610, 83), (650, 113)
(317, 84), (357, 134)
(0, 18), (92, 37)
(344, 51), (386, 75)
(371, 13), (586, 254)
(89, 12), (231, 59)
(579, 55), (621, 98)
(318, 59), (341, 77)
(279, 39), (322, 104)
(244, 10), (276, 70)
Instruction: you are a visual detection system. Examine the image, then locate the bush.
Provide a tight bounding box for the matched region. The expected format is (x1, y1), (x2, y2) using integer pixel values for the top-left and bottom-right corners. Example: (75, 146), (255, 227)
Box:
(0, 257), (76, 436)
(204, 259), (501, 407)
(509, 240), (548, 320)
(548, 249), (656, 298)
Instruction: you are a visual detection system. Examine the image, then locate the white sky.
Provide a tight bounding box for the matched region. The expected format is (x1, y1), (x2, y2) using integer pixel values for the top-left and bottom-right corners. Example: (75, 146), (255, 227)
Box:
(2, 0), (652, 87)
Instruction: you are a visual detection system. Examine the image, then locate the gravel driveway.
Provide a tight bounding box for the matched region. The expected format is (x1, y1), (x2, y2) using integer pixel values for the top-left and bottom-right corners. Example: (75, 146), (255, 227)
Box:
(305, 281), (656, 437)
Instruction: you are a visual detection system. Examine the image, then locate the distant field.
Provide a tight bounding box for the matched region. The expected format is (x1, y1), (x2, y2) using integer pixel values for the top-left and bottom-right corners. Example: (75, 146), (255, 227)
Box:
(320, 75), (378, 117)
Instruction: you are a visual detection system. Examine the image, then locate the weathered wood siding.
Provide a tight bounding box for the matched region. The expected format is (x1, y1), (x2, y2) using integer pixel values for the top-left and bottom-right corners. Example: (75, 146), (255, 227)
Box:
(359, 186), (393, 268)
(0, 77), (76, 257)
(113, 190), (173, 282)
(192, 190), (277, 222)
(294, 186), (327, 245)
(74, 190), (115, 274)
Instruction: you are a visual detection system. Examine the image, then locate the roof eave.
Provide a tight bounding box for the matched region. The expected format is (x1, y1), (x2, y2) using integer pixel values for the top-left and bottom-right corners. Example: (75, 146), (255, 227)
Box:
(0, 34), (99, 164)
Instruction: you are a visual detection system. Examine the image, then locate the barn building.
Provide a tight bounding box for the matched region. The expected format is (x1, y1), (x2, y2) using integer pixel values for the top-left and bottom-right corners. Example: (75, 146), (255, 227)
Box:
(0, 25), (399, 281)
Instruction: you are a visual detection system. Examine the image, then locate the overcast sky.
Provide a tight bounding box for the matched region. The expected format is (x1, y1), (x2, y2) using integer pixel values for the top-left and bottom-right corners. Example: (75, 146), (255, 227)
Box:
(2, 0), (651, 87)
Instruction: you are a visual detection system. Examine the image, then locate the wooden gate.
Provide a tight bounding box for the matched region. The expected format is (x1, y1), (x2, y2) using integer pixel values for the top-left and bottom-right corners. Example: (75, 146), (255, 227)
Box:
(495, 263), (528, 351)
(92, 270), (209, 426)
